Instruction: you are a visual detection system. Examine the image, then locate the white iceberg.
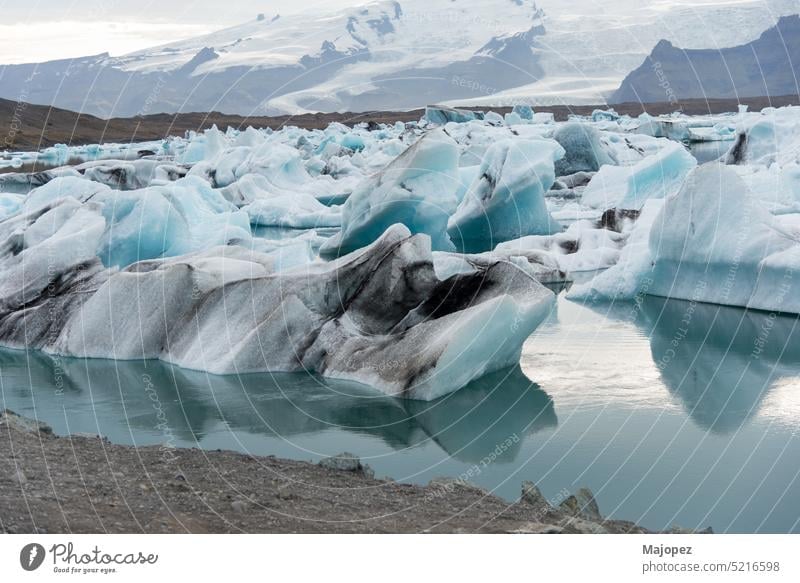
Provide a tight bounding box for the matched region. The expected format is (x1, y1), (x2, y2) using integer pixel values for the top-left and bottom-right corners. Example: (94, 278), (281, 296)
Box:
(581, 141), (696, 210)
(646, 164), (800, 313)
(496, 219), (626, 274)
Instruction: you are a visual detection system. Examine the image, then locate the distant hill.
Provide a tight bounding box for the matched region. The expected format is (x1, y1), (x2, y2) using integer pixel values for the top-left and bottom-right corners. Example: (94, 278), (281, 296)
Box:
(5, 96), (800, 153)
(613, 15), (800, 103)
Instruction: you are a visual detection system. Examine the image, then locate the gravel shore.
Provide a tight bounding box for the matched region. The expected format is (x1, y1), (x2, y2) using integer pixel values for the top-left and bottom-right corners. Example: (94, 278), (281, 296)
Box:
(1, 410), (708, 534)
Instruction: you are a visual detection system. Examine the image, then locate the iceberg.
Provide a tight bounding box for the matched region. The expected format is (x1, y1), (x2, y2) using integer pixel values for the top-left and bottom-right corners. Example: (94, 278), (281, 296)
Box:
(512, 104), (534, 120)
(552, 123), (615, 177)
(646, 164), (800, 313)
(725, 109), (800, 166)
(321, 129), (461, 256)
(574, 164), (800, 313)
(496, 219), (626, 274)
(244, 194), (342, 229)
(567, 200), (665, 300)
(0, 224), (555, 401)
(0, 167), (83, 194)
(17, 176), (254, 269)
(591, 109), (619, 122)
(580, 141), (696, 210)
(447, 138), (564, 252)
(424, 106), (484, 125)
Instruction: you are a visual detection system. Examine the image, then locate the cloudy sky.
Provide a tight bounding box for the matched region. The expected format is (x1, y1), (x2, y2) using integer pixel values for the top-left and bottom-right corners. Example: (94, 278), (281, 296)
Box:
(0, 0), (354, 63)
(0, 0), (781, 64)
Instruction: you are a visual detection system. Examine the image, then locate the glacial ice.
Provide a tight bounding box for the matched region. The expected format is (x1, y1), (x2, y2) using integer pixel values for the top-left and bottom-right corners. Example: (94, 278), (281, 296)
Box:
(552, 123), (615, 177)
(0, 224), (555, 401)
(245, 194), (342, 228)
(725, 109), (800, 166)
(571, 164), (800, 314)
(496, 219), (626, 274)
(19, 176), (255, 269)
(321, 129), (461, 256)
(567, 200), (665, 301)
(6, 104), (800, 397)
(581, 141), (696, 210)
(447, 139), (564, 252)
(424, 106), (484, 125)
(646, 164), (800, 313)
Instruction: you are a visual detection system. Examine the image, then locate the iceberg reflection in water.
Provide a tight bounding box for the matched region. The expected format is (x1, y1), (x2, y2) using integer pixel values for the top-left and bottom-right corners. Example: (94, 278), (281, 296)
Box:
(524, 293), (800, 533)
(643, 297), (800, 433)
(0, 350), (555, 466)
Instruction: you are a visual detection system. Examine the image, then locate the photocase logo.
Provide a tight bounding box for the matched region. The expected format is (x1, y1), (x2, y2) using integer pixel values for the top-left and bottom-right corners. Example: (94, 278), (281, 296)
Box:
(20, 543), (46, 571)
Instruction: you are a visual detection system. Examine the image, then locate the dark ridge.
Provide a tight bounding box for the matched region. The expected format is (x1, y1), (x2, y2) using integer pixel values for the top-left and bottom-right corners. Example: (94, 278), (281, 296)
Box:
(2, 94), (800, 155)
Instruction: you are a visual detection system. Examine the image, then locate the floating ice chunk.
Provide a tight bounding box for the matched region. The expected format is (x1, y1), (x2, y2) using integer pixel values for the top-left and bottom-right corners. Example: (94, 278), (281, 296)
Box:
(241, 142), (346, 201)
(512, 104), (534, 120)
(78, 159), (188, 190)
(23, 176), (112, 211)
(177, 128), (225, 165)
(725, 109), (800, 166)
(244, 194), (342, 228)
(592, 109), (619, 122)
(497, 219), (626, 274)
(484, 111), (504, 125)
(645, 164), (800, 313)
(0, 167), (82, 195)
(635, 114), (691, 143)
(504, 112), (525, 126)
(218, 173), (273, 206)
(0, 224), (555, 401)
(688, 124), (735, 143)
(424, 106), (484, 125)
(531, 112), (555, 124)
(339, 133), (366, 152)
(321, 129), (461, 256)
(580, 141), (696, 210)
(0, 197), (108, 312)
(447, 139), (564, 253)
(19, 176), (253, 269)
(568, 200), (665, 300)
(552, 123), (616, 176)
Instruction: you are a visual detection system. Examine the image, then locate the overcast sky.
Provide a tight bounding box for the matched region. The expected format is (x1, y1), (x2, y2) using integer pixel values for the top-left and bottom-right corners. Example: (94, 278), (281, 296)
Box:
(0, 0), (355, 63)
(0, 0), (781, 64)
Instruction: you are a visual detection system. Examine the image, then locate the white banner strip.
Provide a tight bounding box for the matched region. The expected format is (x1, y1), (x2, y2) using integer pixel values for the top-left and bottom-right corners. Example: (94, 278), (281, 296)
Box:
(1, 534), (798, 582)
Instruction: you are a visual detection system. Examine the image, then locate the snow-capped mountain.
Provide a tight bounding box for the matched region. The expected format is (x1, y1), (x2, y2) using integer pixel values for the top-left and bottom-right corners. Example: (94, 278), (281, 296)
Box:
(0, 0), (797, 117)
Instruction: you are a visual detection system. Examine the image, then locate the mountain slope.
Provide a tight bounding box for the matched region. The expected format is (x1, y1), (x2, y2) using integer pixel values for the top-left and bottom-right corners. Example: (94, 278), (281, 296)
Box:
(1, 0), (798, 117)
(613, 15), (800, 103)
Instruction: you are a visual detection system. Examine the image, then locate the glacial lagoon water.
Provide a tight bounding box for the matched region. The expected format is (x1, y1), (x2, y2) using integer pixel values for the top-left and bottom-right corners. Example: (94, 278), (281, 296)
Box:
(1, 290), (798, 533)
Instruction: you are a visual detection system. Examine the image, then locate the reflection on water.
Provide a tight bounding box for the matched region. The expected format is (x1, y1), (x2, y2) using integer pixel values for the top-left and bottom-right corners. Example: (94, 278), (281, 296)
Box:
(0, 350), (554, 465)
(1, 292), (799, 533)
(524, 294), (800, 533)
(643, 297), (800, 433)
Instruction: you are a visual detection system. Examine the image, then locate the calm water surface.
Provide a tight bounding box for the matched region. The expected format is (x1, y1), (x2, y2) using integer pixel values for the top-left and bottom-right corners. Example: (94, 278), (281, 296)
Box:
(2, 290), (798, 533)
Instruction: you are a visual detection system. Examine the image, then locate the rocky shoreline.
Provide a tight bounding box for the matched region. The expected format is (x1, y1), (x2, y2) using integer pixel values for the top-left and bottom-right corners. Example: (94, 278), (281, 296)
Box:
(0, 410), (712, 534)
